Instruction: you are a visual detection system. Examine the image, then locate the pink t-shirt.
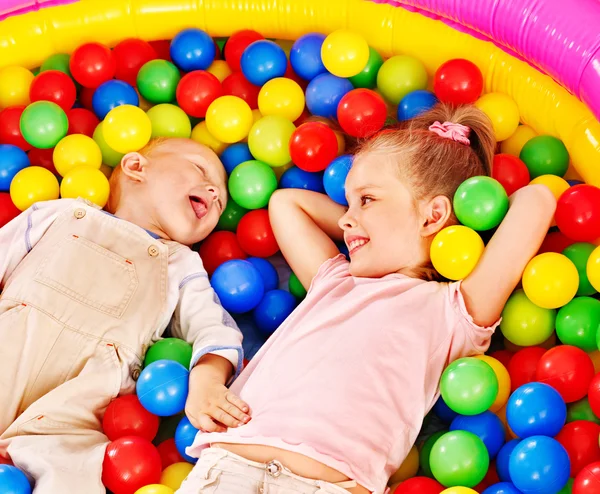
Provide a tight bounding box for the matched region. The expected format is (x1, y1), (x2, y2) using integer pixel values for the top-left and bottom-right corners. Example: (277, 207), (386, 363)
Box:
(189, 255), (499, 493)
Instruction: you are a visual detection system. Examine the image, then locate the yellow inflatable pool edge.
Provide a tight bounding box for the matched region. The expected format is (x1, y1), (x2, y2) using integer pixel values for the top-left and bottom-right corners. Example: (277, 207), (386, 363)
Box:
(0, 0), (599, 185)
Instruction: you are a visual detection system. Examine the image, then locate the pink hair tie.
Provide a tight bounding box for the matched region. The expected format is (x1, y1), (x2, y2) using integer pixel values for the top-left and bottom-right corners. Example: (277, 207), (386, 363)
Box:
(428, 121), (471, 146)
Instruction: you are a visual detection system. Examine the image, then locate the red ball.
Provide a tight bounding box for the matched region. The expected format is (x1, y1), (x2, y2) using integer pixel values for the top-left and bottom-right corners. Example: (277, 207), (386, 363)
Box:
(197, 231), (247, 276)
(392, 476), (444, 494)
(492, 154), (530, 197)
(176, 71), (223, 118)
(488, 350), (514, 369)
(337, 88), (387, 138)
(474, 461), (500, 493)
(556, 420), (600, 477)
(67, 108), (100, 137)
(0, 106), (31, 151)
(434, 58), (484, 105)
(0, 193), (21, 228)
(78, 86), (96, 111)
(289, 122), (338, 172)
(29, 70), (77, 112)
(588, 373), (600, 419)
(102, 436), (161, 494)
(224, 30), (265, 72)
(508, 346), (546, 392)
(156, 438), (185, 469)
(573, 461), (600, 494)
(113, 38), (158, 86)
(236, 209), (279, 258)
(28, 147), (57, 175)
(102, 395), (160, 442)
(148, 40), (172, 61)
(70, 42), (117, 88)
(556, 184), (600, 242)
(222, 72), (260, 109)
(538, 230), (576, 255)
(535, 345), (595, 403)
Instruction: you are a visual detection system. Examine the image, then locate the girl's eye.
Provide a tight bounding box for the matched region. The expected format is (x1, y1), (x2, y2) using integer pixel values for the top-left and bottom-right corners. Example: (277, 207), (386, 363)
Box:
(361, 195), (373, 206)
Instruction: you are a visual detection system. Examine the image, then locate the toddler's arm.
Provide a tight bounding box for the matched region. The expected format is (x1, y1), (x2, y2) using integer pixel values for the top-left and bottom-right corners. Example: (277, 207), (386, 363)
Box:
(461, 184), (556, 327)
(269, 189), (346, 289)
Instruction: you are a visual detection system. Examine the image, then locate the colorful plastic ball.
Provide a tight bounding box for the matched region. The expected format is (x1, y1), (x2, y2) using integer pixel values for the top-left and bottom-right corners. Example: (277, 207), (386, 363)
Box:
(280, 166), (325, 193)
(69, 43), (116, 88)
(430, 225), (484, 280)
(320, 29), (369, 78)
(568, 396), (600, 425)
(555, 297), (600, 351)
(207, 60), (232, 82)
(555, 420), (600, 477)
(475, 93), (520, 142)
(112, 38), (157, 86)
(589, 373), (600, 419)
(0, 465), (31, 494)
(496, 439), (519, 483)
(20, 101), (68, 149)
(530, 175), (569, 205)
(240, 40), (287, 86)
(324, 154), (353, 206)
(522, 252), (578, 309)
(93, 122), (125, 167)
(501, 125), (537, 158)
(0, 145), (29, 191)
(146, 104), (192, 139)
(222, 72), (261, 109)
(289, 272), (307, 299)
(170, 28), (215, 72)
(588, 245), (600, 293)
(197, 231), (247, 276)
(289, 33), (327, 81)
(257, 77), (305, 122)
(10, 166), (59, 211)
(24, 146), (56, 172)
(176, 70), (223, 118)
(500, 290), (556, 346)
(520, 136), (569, 179)
(0, 193), (20, 228)
(221, 143), (254, 175)
(492, 154), (530, 197)
(440, 357), (499, 416)
(337, 88), (386, 138)
(190, 121), (226, 155)
(247, 115), (295, 167)
(160, 462), (194, 490)
(453, 176), (509, 232)
(474, 355), (511, 413)
(29, 70), (76, 112)
(134, 485), (174, 494)
(67, 108), (100, 137)
(60, 166), (110, 207)
(349, 47), (384, 89)
(451, 411), (506, 459)
(247, 257), (279, 292)
(439, 489), (478, 494)
(389, 445), (419, 485)
(205, 95), (253, 144)
(211, 259), (265, 313)
(144, 338), (193, 369)
(0, 106), (31, 151)
(556, 184), (600, 242)
(253, 289), (297, 335)
(137, 60), (181, 104)
(236, 209), (279, 258)
(434, 59), (483, 105)
(53, 134), (102, 176)
(224, 30), (265, 72)
(430, 430), (489, 487)
(539, 231), (576, 255)
(420, 430), (447, 478)
(535, 345), (595, 403)
(102, 105), (152, 153)
(92, 80), (139, 120)
(228, 160), (278, 209)
(174, 416), (199, 464)
(562, 243), (597, 296)
(136, 360), (189, 417)
(377, 55), (428, 105)
(102, 436), (162, 494)
(40, 53), (72, 76)
(102, 395), (159, 442)
(573, 461), (600, 494)
(508, 347), (546, 392)
(508, 436), (570, 494)
(305, 73), (353, 119)
(398, 90), (438, 121)
(481, 483), (521, 494)
(289, 122), (337, 172)
(393, 477), (444, 494)
(0, 66), (34, 108)
(156, 438), (184, 469)
(433, 396), (460, 424)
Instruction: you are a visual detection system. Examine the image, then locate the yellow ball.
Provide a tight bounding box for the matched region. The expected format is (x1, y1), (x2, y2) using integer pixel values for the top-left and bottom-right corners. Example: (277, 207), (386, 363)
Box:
(191, 121), (227, 155)
(441, 488), (479, 494)
(160, 462), (194, 490)
(102, 104), (152, 154)
(207, 60), (233, 82)
(93, 122), (125, 168)
(430, 225), (484, 280)
(495, 403), (519, 441)
(275, 39), (294, 56)
(475, 355), (511, 412)
(53, 134), (102, 177)
(147, 104), (192, 139)
(321, 29), (369, 78)
(388, 445), (419, 484)
(248, 115), (296, 167)
(504, 333), (557, 352)
(587, 245), (600, 292)
(274, 161), (294, 181)
(500, 125), (537, 157)
(475, 93), (520, 142)
(134, 485), (174, 494)
(205, 95), (253, 144)
(10, 166), (59, 211)
(0, 66), (34, 108)
(529, 175), (569, 201)
(60, 166), (110, 208)
(522, 252), (578, 309)
(258, 78), (305, 122)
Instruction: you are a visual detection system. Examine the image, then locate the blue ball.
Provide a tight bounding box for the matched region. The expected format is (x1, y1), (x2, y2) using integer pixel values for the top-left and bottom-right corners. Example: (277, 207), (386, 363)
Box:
(306, 73), (353, 118)
(280, 166), (325, 193)
(450, 411), (506, 459)
(247, 257), (279, 292)
(567, 179), (584, 187)
(240, 40), (287, 86)
(290, 33), (327, 81)
(324, 154), (353, 206)
(397, 90), (438, 121)
(92, 80), (139, 119)
(482, 483), (522, 494)
(175, 415), (200, 464)
(433, 395), (459, 424)
(496, 439), (520, 483)
(212, 259), (265, 313)
(0, 465), (31, 494)
(0, 145), (29, 191)
(221, 143), (254, 175)
(509, 436), (570, 494)
(336, 241), (350, 260)
(170, 28), (216, 71)
(506, 383), (566, 438)
(253, 289), (297, 336)
(136, 360), (189, 417)
(236, 313), (266, 361)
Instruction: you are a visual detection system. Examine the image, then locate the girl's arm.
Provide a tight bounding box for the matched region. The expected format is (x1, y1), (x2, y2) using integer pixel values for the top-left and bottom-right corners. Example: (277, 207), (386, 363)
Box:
(269, 189), (346, 289)
(461, 184), (557, 327)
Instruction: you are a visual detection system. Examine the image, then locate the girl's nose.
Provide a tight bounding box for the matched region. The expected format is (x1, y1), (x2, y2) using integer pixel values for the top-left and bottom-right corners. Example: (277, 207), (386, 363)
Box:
(338, 209), (357, 230)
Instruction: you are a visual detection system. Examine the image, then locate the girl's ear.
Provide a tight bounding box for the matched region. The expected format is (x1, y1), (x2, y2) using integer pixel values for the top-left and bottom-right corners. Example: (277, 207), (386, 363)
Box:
(420, 195), (452, 237)
(120, 152), (149, 183)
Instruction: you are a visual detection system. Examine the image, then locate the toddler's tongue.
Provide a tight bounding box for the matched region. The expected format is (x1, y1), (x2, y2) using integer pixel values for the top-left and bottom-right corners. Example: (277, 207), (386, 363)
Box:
(190, 197), (208, 219)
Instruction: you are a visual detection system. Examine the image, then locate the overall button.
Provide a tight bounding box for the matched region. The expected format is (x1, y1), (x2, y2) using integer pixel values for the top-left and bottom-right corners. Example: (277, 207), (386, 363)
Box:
(148, 245), (159, 257)
(74, 208), (86, 219)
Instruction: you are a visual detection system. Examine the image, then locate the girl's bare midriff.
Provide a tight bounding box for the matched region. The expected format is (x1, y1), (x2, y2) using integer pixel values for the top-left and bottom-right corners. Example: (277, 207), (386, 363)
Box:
(212, 442), (371, 494)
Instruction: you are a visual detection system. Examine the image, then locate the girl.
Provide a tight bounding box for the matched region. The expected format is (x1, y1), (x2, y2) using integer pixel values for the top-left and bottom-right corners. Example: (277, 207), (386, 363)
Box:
(178, 105), (556, 494)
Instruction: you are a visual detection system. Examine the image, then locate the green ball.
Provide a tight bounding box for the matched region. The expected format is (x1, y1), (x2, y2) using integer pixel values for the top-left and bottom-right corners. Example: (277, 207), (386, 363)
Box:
(563, 242), (597, 296)
(41, 53), (72, 77)
(429, 430), (489, 488)
(558, 478), (574, 494)
(555, 296), (600, 351)
(349, 47), (384, 89)
(20, 101), (68, 149)
(144, 338), (193, 369)
(217, 198), (248, 232)
(453, 176), (509, 231)
(215, 38), (228, 52)
(93, 121), (124, 167)
(228, 160), (278, 210)
(500, 289), (557, 346)
(376, 55), (428, 105)
(152, 412), (184, 445)
(289, 272), (307, 299)
(519, 135), (570, 179)
(567, 397), (600, 425)
(419, 430), (446, 478)
(137, 60), (181, 104)
(146, 104), (192, 138)
(248, 116), (295, 167)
